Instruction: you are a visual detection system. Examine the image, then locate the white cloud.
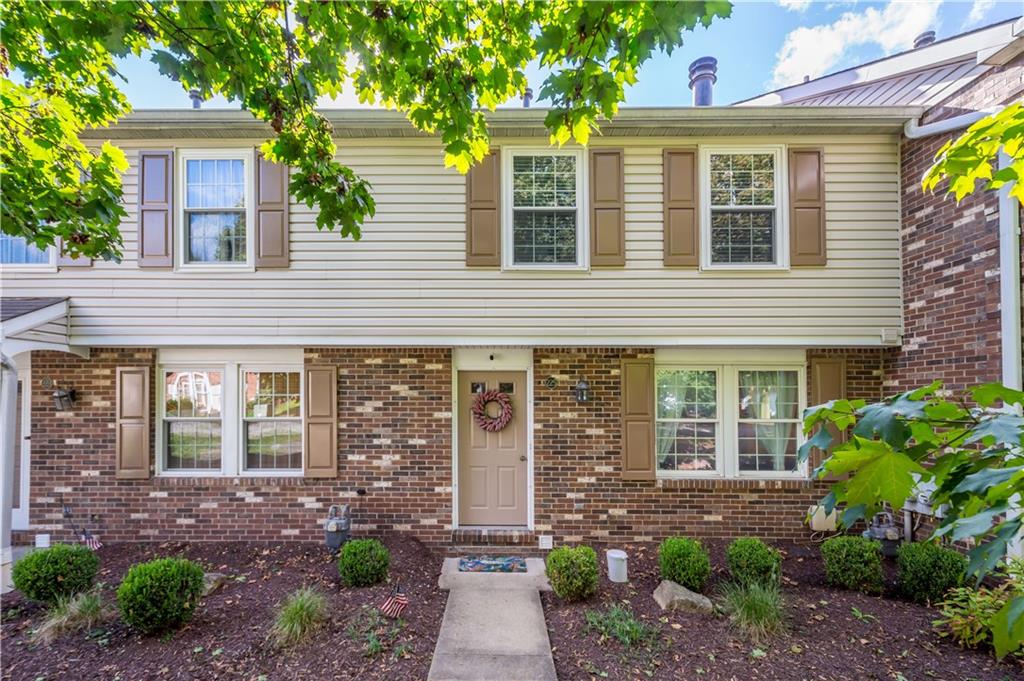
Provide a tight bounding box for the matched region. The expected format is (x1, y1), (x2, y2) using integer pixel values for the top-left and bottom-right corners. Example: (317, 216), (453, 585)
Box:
(778, 0), (812, 11)
(964, 0), (996, 27)
(770, 0), (942, 88)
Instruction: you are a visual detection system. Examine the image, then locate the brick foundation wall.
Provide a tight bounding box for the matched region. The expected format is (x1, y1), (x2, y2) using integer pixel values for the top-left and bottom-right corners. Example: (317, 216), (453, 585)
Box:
(889, 54), (1024, 394)
(19, 346), (884, 547)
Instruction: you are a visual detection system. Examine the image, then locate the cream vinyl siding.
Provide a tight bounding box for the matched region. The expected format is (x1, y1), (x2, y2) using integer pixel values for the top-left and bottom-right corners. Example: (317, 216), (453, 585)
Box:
(1, 135), (902, 347)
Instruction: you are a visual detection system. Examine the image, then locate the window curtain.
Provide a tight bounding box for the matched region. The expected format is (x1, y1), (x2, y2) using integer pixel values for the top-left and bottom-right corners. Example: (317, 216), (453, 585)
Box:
(753, 380), (798, 471)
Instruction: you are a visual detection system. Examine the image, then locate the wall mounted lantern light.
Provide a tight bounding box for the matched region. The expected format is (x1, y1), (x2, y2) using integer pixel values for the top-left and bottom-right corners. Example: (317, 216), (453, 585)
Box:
(42, 378), (76, 411)
(573, 379), (590, 403)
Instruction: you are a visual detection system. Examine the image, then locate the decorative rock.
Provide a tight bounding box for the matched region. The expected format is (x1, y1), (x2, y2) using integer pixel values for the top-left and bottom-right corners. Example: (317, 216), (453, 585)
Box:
(202, 572), (228, 596)
(653, 579), (713, 614)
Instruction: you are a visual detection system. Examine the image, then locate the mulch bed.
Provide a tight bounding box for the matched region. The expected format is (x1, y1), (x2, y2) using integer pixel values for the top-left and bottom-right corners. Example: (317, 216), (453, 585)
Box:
(542, 541), (1024, 681)
(1, 537), (446, 681)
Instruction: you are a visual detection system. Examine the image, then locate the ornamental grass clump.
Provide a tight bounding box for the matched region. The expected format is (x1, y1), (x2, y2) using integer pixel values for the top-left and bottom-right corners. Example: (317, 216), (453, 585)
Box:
(726, 538), (782, 587)
(896, 542), (966, 605)
(719, 581), (786, 643)
(272, 587), (328, 648)
(35, 585), (110, 644)
(116, 558), (205, 634)
(820, 536), (883, 594)
(338, 539), (390, 587)
(12, 544), (99, 605)
(658, 537), (711, 592)
(546, 545), (599, 601)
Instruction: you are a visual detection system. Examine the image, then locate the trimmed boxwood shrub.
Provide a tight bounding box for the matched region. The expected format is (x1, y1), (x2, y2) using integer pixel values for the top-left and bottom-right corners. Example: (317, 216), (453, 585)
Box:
(338, 539), (390, 587)
(658, 537), (711, 592)
(546, 545), (598, 601)
(726, 537), (782, 587)
(820, 536), (883, 594)
(897, 542), (966, 604)
(116, 558), (205, 634)
(12, 544), (99, 604)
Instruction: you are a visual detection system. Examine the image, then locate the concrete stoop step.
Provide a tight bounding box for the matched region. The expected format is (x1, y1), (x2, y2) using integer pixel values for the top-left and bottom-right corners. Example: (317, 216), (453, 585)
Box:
(428, 557), (557, 681)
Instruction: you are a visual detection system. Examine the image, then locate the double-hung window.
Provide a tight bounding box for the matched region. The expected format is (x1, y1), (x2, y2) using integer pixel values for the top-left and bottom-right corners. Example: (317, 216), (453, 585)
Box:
(702, 146), (786, 269)
(655, 352), (805, 479)
(179, 150), (253, 268)
(158, 352), (303, 476)
(0, 233), (54, 269)
(503, 148), (586, 269)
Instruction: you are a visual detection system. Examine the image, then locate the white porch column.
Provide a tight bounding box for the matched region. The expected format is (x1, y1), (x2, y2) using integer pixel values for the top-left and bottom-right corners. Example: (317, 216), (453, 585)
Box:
(1, 352), (19, 590)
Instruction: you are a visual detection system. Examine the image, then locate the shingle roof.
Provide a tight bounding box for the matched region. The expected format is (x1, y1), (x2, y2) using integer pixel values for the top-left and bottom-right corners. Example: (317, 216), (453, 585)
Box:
(1, 297), (68, 322)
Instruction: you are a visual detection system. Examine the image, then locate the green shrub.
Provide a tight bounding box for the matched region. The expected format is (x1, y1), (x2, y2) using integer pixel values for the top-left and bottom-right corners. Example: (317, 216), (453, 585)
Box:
(658, 537), (711, 592)
(726, 538), (782, 587)
(338, 539), (390, 587)
(116, 558), (205, 634)
(719, 581), (786, 642)
(820, 536), (883, 594)
(272, 587), (327, 647)
(934, 582), (1017, 650)
(897, 542), (966, 604)
(12, 544), (99, 604)
(546, 545), (599, 601)
(36, 585), (109, 644)
(585, 605), (659, 648)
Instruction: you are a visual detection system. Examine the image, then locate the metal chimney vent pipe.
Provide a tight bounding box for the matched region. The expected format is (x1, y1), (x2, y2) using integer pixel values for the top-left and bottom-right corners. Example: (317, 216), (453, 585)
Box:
(914, 31), (936, 49)
(688, 57), (717, 107)
(189, 89), (203, 109)
(523, 87), (533, 108)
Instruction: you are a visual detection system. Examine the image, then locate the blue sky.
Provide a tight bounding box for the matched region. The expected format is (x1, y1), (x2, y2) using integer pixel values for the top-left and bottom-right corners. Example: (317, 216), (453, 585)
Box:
(118, 0), (1022, 110)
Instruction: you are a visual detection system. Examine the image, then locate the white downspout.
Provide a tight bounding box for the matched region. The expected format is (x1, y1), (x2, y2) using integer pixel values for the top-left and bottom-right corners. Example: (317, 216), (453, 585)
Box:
(0, 353), (18, 590)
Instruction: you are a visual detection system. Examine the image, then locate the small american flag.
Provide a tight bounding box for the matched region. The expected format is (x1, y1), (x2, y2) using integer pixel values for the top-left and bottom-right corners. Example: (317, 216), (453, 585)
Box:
(81, 531), (103, 551)
(380, 584), (408, 619)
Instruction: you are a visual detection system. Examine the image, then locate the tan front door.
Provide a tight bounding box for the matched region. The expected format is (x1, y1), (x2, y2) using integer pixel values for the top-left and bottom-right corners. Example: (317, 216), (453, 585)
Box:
(458, 371), (528, 526)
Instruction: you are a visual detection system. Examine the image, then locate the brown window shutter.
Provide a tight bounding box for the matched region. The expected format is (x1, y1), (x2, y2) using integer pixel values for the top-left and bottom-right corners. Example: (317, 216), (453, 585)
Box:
(255, 152), (290, 268)
(57, 239), (92, 268)
(621, 357), (656, 480)
(789, 147), (827, 266)
(590, 148), (625, 266)
(303, 365), (338, 478)
(663, 148), (699, 266)
(465, 150), (501, 267)
(809, 355), (847, 476)
(115, 367), (150, 479)
(137, 150), (174, 268)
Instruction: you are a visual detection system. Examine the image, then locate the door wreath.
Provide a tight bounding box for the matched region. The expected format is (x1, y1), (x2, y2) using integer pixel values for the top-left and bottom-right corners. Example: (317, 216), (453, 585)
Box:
(471, 389), (513, 432)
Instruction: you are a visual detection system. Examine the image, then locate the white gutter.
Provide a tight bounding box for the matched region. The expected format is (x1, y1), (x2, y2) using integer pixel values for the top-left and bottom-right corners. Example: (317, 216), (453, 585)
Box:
(903, 106), (999, 138)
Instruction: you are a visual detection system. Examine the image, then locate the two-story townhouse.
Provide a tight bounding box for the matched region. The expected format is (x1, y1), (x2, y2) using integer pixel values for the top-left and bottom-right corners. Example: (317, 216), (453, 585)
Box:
(0, 18), (1019, 553)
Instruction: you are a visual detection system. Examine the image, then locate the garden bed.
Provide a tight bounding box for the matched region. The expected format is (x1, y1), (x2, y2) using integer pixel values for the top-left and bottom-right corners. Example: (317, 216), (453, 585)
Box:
(541, 540), (1022, 681)
(1, 537), (446, 681)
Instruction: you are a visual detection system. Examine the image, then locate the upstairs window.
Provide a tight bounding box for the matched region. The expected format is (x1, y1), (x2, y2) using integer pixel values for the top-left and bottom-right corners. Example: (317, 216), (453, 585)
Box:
(180, 150), (252, 267)
(702, 146), (786, 269)
(0, 234), (52, 267)
(503, 148), (586, 269)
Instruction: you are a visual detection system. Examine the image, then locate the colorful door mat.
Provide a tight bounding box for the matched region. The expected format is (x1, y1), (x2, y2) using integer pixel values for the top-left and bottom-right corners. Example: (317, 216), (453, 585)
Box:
(458, 555), (528, 573)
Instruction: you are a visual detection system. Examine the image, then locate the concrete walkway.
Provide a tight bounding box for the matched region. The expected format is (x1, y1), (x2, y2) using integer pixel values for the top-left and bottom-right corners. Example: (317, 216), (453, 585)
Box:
(428, 558), (557, 681)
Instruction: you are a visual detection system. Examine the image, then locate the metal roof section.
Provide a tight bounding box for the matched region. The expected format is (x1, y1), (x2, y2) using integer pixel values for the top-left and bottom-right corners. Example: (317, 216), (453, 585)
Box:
(736, 17), (1023, 107)
(83, 105), (925, 140)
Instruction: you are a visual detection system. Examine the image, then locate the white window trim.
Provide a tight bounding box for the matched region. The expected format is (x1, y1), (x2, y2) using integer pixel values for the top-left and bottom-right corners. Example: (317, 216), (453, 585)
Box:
(654, 365), (724, 478)
(501, 146), (589, 272)
(655, 360), (807, 481)
(175, 148), (256, 273)
(238, 364), (304, 476)
(699, 144), (789, 272)
(156, 359), (304, 478)
(0, 237), (56, 273)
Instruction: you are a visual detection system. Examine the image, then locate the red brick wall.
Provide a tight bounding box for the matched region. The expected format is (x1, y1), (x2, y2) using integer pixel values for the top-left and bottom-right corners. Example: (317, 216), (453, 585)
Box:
(17, 348), (454, 545)
(890, 54), (1023, 394)
(20, 346), (883, 546)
